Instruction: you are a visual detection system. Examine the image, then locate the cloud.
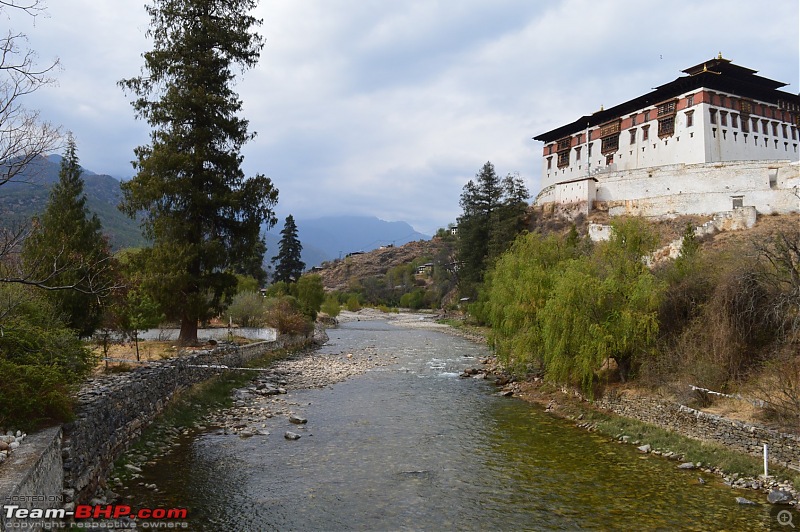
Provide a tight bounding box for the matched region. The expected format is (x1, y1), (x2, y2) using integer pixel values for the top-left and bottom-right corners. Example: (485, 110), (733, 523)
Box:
(11, 0), (799, 234)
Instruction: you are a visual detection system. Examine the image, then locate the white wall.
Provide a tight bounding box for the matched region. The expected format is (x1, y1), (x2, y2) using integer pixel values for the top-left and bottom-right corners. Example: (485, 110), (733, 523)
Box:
(592, 160), (799, 217)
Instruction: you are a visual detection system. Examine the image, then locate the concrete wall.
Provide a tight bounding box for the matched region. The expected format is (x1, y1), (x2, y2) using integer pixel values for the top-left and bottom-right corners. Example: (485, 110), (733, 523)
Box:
(596, 392), (800, 470)
(537, 160), (800, 219)
(594, 160), (799, 217)
(0, 427), (63, 532)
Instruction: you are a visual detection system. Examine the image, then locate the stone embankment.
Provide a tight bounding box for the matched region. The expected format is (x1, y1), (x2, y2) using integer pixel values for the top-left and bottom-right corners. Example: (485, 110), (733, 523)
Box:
(0, 328), (325, 531)
(63, 330), (325, 504)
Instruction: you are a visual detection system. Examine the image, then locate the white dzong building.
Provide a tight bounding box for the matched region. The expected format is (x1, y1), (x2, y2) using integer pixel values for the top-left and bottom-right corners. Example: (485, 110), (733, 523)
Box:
(533, 56), (800, 217)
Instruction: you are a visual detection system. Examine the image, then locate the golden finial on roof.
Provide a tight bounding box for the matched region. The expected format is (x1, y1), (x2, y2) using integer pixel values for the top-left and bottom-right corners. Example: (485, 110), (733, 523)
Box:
(718, 51), (723, 59)
(599, 104), (604, 112)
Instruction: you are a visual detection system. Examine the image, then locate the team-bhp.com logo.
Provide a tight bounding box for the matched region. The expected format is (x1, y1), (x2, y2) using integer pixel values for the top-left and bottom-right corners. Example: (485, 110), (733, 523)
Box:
(3, 504), (189, 529)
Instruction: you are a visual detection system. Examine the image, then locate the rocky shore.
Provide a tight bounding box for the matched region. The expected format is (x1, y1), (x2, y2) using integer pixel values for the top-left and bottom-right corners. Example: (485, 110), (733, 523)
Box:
(0, 430), (26, 466)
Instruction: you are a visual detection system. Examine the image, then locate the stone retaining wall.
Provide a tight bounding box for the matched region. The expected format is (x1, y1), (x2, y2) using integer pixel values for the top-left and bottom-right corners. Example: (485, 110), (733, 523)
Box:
(62, 330), (323, 504)
(0, 427), (63, 532)
(596, 392), (800, 469)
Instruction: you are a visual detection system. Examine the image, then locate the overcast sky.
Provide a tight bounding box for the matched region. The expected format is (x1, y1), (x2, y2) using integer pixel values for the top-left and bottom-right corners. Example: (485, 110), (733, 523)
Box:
(12, 0), (800, 234)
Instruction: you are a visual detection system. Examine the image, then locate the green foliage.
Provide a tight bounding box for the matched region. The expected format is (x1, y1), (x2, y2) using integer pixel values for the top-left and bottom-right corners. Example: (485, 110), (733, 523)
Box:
(294, 274), (324, 320)
(456, 162), (529, 297)
(345, 295), (362, 312)
(0, 284), (96, 429)
(21, 135), (115, 337)
(0, 360), (74, 431)
(399, 288), (426, 309)
(119, 0), (278, 343)
(482, 220), (664, 394)
(320, 293), (341, 318)
(272, 215), (305, 283)
(235, 274), (260, 294)
(479, 232), (577, 370)
(264, 281), (291, 298)
(226, 290), (266, 328)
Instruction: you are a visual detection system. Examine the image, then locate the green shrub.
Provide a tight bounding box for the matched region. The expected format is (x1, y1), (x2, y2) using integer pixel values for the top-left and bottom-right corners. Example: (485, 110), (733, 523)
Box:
(320, 294), (341, 317)
(226, 290), (266, 328)
(0, 285), (96, 429)
(0, 360), (74, 430)
(345, 295), (361, 312)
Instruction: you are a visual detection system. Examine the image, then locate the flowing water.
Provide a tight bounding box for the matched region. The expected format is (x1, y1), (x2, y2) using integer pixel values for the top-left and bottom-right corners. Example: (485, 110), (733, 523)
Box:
(121, 320), (791, 530)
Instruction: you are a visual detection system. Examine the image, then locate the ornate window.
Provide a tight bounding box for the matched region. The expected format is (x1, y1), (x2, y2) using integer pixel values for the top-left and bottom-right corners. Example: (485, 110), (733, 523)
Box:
(739, 100), (752, 114)
(685, 110), (694, 128)
(657, 100), (677, 117)
(601, 134), (619, 154)
(556, 137), (571, 168)
(658, 116), (675, 137)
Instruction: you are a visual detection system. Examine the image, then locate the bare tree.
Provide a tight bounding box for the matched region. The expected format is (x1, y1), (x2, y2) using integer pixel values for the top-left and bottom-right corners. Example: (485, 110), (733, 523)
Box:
(0, 2), (119, 299)
(0, 0), (61, 186)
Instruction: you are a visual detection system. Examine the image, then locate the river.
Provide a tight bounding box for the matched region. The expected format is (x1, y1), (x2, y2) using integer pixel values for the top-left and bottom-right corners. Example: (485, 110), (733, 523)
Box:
(118, 319), (787, 530)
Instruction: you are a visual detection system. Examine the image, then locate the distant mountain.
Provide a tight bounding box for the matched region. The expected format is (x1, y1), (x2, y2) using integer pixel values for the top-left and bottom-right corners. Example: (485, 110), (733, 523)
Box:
(0, 155), (146, 250)
(1, 157), (431, 268)
(266, 215), (430, 268)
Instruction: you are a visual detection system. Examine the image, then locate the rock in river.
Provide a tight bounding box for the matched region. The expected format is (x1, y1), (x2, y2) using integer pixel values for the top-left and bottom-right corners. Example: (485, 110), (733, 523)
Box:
(767, 489), (794, 505)
(284, 431), (301, 440)
(289, 414), (308, 425)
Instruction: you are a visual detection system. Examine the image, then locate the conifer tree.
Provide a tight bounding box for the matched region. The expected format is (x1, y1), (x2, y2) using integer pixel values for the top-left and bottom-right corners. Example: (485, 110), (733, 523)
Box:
(22, 135), (113, 337)
(119, 0), (278, 343)
(272, 215), (305, 283)
(456, 162), (529, 297)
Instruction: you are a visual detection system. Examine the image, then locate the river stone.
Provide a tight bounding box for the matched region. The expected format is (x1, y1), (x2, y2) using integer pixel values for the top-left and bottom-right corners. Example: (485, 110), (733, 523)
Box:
(8, 441), (19, 450)
(0, 441), (8, 451)
(124, 464), (143, 473)
(735, 497), (757, 505)
(767, 489), (794, 505)
(289, 415), (308, 425)
(678, 462), (696, 470)
(284, 431), (301, 440)
(637, 444), (651, 453)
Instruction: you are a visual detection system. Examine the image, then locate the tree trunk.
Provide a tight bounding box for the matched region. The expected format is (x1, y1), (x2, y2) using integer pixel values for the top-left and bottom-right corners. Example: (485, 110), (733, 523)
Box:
(615, 356), (631, 383)
(179, 316), (198, 345)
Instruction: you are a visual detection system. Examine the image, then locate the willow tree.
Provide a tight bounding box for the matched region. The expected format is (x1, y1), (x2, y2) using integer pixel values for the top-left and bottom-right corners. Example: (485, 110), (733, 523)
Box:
(119, 0), (278, 343)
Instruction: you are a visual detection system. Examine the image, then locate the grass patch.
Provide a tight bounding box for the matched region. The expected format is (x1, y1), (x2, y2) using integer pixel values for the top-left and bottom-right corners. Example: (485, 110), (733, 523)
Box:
(437, 318), (489, 338)
(580, 408), (800, 485)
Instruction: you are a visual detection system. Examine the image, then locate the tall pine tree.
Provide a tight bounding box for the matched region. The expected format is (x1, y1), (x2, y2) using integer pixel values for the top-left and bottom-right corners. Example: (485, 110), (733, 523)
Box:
(456, 162), (529, 298)
(119, 0), (279, 343)
(272, 215), (305, 283)
(22, 135), (113, 337)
